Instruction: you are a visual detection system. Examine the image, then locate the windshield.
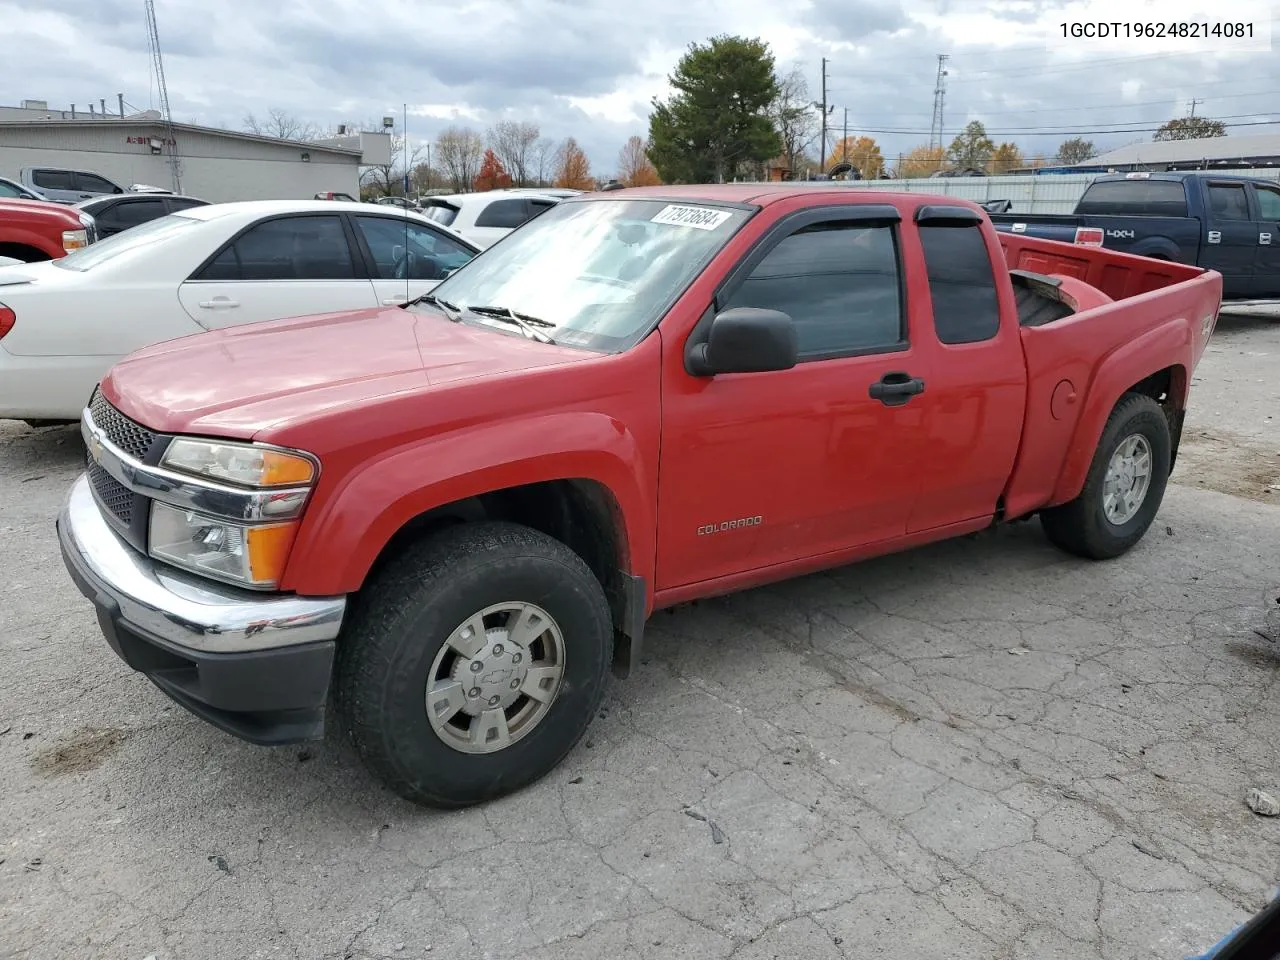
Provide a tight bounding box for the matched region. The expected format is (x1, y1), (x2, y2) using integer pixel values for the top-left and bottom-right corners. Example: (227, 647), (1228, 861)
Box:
(420, 198), (751, 352)
(54, 213), (201, 272)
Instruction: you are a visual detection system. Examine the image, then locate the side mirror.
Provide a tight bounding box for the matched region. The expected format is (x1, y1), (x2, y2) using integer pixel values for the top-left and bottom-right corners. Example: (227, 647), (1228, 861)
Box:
(686, 307), (798, 377)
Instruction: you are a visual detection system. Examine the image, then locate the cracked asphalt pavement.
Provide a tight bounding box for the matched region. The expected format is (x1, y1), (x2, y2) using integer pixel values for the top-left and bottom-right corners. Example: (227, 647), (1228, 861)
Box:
(2, 310), (1279, 960)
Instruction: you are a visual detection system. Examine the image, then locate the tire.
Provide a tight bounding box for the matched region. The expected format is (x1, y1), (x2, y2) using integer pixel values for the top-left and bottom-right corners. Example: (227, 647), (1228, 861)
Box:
(336, 521), (613, 808)
(1040, 393), (1171, 560)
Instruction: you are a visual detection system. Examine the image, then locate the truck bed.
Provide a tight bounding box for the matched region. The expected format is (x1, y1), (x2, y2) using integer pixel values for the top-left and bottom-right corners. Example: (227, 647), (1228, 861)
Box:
(996, 232), (1223, 521)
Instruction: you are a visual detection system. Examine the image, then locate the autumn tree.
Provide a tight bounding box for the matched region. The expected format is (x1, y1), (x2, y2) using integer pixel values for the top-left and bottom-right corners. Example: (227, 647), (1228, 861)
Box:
(473, 149), (513, 191)
(768, 64), (820, 180)
(435, 126), (484, 193)
(243, 108), (321, 141)
(946, 121), (995, 170)
(1154, 116), (1227, 141)
(988, 142), (1024, 174)
(647, 35), (782, 183)
(487, 120), (541, 186)
(1056, 137), (1096, 164)
(896, 145), (946, 178)
(617, 135), (661, 186)
(826, 136), (884, 179)
(553, 137), (594, 190)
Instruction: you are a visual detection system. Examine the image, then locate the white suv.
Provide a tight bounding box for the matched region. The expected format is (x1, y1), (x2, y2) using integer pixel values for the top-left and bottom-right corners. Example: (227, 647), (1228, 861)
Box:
(419, 189), (564, 248)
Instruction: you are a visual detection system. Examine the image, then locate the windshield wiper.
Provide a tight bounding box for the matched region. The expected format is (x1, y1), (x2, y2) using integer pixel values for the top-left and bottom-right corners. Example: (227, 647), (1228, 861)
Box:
(465, 305), (557, 343)
(405, 293), (462, 321)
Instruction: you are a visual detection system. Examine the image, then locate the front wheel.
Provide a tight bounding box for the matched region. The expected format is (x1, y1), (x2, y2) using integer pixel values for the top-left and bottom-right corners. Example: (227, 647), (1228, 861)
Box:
(1040, 393), (1172, 560)
(336, 521), (614, 808)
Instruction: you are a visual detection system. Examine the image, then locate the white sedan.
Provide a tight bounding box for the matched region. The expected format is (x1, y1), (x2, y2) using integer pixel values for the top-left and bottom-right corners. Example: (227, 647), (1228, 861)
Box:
(0, 199), (480, 422)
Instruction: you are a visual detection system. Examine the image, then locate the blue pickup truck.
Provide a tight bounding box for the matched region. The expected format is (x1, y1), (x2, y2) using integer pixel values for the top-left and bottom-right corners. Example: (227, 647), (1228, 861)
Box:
(989, 172), (1280, 301)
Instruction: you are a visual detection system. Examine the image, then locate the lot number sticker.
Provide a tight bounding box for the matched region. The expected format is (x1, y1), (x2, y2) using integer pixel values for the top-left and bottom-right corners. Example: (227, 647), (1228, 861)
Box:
(650, 204), (732, 230)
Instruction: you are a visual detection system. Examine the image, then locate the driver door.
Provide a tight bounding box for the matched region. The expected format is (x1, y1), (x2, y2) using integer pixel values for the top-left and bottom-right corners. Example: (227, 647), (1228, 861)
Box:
(352, 215), (478, 306)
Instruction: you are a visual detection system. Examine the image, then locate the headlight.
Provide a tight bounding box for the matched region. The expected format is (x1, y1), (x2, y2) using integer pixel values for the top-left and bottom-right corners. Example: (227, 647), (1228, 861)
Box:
(61, 229), (88, 252)
(161, 438), (316, 488)
(149, 502), (298, 588)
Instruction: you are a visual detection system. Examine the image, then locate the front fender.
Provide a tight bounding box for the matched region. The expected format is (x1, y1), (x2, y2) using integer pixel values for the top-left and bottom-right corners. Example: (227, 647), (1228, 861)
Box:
(280, 411), (655, 597)
(1050, 318), (1189, 505)
(1, 225), (61, 259)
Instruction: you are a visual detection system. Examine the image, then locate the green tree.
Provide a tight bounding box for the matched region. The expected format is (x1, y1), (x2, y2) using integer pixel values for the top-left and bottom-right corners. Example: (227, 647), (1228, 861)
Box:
(1056, 137), (1096, 164)
(946, 120), (995, 170)
(1154, 116), (1227, 141)
(647, 35), (782, 183)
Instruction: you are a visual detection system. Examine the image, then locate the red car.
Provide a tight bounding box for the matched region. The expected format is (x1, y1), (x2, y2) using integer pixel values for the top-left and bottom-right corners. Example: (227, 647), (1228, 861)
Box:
(0, 197), (97, 263)
(58, 185), (1222, 807)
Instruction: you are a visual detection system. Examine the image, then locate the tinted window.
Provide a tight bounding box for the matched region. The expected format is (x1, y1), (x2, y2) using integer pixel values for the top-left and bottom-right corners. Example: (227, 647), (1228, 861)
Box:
(107, 198), (168, 229)
(354, 216), (474, 280)
(475, 198), (531, 229)
(1254, 185), (1280, 221)
(168, 197), (208, 212)
(77, 173), (119, 193)
(1075, 180), (1188, 217)
(0, 180), (26, 198)
(1207, 184), (1250, 221)
(32, 169), (75, 190)
(918, 226), (1001, 344)
(723, 221), (903, 358)
(423, 205), (458, 226)
(203, 215), (354, 281)
(199, 246), (240, 281)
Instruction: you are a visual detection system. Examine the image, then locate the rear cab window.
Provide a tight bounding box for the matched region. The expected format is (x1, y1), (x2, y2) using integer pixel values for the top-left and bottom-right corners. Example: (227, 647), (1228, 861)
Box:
(917, 222), (1002, 345)
(475, 199), (533, 229)
(1075, 179), (1189, 217)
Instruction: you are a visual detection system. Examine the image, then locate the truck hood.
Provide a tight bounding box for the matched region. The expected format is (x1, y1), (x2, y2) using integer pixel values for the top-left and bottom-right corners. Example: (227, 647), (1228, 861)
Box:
(0, 197), (80, 225)
(101, 305), (595, 437)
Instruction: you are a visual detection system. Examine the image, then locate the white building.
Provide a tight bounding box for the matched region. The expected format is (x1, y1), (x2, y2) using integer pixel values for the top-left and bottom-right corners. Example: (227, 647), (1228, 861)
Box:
(0, 108), (392, 203)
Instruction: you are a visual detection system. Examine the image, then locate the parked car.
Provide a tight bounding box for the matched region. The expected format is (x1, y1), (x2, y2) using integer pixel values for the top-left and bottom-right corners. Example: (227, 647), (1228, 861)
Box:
(419, 189), (563, 247)
(76, 193), (209, 238)
(0, 197), (97, 263)
(0, 200), (478, 421)
(20, 167), (126, 204)
(989, 172), (1280, 300)
(0, 176), (47, 201)
(374, 196), (416, 209)
(57, 185), (1222, 808)
(314, 191), (359, 202)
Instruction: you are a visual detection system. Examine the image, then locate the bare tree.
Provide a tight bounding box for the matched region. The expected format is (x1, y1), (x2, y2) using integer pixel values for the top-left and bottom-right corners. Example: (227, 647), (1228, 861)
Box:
(436, 126), (485, 193)
(530, 136), (556, 187)
(617, 135), (661, 186)
(487, 121), (541, 186)
(243, 108), (321, 141)
(359, 127), (426, 197)
(768, 65), (819, 180)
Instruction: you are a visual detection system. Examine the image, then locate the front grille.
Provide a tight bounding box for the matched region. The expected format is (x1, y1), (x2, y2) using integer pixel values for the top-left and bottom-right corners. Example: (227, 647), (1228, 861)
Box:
(87, 458), (133, 526)
(89, 391), (157, 461)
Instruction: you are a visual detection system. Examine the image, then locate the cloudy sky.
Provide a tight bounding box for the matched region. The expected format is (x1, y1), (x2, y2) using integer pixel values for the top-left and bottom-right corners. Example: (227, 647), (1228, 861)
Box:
(2, 0), (1277, 174)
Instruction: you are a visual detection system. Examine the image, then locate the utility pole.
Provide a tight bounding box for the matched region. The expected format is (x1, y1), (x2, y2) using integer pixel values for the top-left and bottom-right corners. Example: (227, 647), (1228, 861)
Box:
(842, 108), (849, 165)
(1189, 98), (1202, 117)
(819, 57), (829, 171)
(929, 54), (950, 153)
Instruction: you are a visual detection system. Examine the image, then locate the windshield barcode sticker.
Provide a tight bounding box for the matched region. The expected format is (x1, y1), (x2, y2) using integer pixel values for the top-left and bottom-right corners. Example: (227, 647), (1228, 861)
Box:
(650, 205), (732, 230)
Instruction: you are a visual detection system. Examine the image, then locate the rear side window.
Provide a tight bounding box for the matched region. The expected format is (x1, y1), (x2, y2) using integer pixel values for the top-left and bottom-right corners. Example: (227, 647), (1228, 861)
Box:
(32, 169), (75, 190)
(1207, 183), (1251, 221)
(475, 198), (532, 229)
(722, 221), (903, 359)
(1256, 185), (1280, 221)
(78, 173), (120, 193)
(110, 198), (168, 228)
(197, 215), (355, 281)
(918, 226), (1001, 345)
(1075, 180), (1188, 217)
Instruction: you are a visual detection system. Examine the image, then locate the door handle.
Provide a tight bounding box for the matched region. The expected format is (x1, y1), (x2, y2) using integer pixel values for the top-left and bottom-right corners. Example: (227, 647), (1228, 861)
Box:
(1261, 233), (1272, 246)
(869, 371), (925, 406)
(197, 297), (240, 309)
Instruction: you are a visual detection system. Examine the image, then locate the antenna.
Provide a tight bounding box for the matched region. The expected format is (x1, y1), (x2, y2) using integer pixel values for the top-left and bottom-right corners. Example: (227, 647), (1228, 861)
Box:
(403, 102), (409, 305)
(144, 0), (181, 192)
(929, 54), (950, 154)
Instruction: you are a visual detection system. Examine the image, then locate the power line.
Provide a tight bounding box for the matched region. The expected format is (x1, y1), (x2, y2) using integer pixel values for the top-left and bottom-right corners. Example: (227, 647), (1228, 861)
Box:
(837, 88), (1277, 122)
(827, 118), (1279, 137)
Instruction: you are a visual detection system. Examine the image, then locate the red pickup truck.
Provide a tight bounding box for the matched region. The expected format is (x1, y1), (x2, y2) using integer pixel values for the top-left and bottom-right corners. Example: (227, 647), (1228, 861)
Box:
(57, 185), (1222, 808)
(0, 197), (97, 262)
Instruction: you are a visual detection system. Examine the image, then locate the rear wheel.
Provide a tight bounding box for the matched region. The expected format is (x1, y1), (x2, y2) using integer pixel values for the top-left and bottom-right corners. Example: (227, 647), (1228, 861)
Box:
(336, 521), (613, 808)
(1040, 393), (1171, 560)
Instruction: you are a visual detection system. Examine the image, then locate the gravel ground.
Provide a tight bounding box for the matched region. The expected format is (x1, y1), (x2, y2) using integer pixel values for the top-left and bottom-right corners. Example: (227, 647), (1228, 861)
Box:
(1, 309), (1278, 960)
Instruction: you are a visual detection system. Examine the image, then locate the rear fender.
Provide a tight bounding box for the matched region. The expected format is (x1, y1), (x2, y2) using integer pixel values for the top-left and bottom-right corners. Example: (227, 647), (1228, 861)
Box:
(280, 412), (654, 600)
(1050, 318), (1189, 505)
(1128, 237), (1181, 261)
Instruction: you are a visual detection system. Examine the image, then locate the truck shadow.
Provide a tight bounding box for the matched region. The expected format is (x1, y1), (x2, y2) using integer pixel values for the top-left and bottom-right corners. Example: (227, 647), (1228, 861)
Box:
(0, 421), (83, 475)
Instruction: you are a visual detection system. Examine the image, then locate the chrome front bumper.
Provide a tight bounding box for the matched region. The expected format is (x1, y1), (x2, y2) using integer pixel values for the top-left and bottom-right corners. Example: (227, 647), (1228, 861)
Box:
(58, 474), (346, 654)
